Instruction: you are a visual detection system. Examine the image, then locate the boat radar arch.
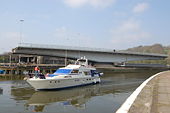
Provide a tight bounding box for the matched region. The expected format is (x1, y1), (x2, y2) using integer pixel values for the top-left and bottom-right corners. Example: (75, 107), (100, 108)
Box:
(75, 57), (88, 67)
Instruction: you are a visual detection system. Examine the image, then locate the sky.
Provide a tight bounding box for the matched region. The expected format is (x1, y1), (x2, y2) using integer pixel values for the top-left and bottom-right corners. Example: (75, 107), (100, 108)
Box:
(0, 0), (170, 53)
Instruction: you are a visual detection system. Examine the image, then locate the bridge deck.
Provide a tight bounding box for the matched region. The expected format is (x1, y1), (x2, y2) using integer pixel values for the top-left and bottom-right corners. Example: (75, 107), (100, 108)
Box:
(12, 43), (168, 63)
(16, 43), (168, 57)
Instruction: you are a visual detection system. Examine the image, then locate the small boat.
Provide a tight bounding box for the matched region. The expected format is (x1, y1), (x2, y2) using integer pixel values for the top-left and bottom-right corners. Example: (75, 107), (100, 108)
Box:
(26, 57), (103, 90)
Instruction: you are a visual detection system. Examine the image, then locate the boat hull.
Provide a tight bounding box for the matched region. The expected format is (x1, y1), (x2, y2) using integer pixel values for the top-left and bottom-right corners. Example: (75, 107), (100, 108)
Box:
(27, 77), (100, 90)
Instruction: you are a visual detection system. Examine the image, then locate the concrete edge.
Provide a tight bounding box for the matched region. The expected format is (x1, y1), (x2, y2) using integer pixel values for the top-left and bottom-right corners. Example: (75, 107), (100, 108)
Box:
(115, 71), (166, 113)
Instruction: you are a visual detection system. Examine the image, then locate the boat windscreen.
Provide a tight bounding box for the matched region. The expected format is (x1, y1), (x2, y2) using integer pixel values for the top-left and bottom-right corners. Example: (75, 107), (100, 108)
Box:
(54, 69), (72, 74)
(0, 70), (4, 74)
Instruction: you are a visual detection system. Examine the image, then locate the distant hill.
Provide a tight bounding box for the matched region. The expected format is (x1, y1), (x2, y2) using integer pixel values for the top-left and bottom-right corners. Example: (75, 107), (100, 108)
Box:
(125, 44), (170, 64)
(126, 44), (167, 54)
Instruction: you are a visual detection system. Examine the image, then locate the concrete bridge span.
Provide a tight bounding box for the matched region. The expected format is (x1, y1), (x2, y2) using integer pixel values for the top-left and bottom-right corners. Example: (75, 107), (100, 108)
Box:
(12, 43), (168, 63)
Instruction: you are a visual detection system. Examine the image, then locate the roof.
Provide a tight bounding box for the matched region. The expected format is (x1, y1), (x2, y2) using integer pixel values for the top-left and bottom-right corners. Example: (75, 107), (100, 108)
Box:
(64, 64), (81, 69)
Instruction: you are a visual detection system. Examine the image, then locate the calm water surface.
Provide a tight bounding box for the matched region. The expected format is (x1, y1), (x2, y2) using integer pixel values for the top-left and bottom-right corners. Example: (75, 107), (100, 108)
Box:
(0, 70), (162, 113)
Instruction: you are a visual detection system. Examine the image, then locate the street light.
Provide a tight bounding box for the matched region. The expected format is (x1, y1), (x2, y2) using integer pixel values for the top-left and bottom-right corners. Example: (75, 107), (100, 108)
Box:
(19, 19), (24, 44)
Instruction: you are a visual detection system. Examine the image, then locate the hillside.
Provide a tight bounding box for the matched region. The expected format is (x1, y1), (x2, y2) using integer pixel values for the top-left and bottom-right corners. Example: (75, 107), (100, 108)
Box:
(125, 44), (170, 64)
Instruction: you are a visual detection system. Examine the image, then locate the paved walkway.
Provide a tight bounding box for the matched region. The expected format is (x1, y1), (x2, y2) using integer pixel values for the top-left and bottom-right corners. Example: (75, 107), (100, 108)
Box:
(128, 71), (170, 113)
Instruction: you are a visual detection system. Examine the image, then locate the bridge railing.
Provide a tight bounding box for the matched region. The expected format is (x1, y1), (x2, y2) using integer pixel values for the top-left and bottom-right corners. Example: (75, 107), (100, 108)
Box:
(18, 43), (112, 52)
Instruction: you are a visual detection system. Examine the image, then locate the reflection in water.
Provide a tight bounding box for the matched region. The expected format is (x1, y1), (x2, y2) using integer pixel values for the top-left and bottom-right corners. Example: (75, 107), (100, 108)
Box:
(0, 88), (3, 95)
(10, 80), (34, 101)
(33, 105), (45, 112)
(25, 84), (138, 112)
(26, 86), (98, 112)
(0, 70), (163, 113)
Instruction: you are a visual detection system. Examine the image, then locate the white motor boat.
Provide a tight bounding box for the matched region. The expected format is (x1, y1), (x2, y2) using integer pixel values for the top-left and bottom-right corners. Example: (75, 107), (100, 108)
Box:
(26, 57), (103, 90)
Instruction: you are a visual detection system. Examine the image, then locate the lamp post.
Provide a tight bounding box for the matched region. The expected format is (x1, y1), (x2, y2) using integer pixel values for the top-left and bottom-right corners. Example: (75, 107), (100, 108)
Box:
(65, 49), (67, 66)
(19, 19), (24, 44)
(77, 33), (81, 58)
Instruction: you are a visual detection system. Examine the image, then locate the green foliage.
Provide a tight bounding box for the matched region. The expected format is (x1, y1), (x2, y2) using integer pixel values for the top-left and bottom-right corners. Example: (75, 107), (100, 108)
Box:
(0, 56), (4, 62)
(126, 44), (170, 65)
(0, 55), (9, 63)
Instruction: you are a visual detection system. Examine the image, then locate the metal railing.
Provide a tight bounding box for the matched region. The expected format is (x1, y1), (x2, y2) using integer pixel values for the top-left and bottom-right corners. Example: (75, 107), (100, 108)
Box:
(18, 43), (112, 52)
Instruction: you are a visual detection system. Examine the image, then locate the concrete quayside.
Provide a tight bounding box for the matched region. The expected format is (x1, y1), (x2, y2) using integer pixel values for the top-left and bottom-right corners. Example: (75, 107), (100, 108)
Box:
(116, 70), (170, 113)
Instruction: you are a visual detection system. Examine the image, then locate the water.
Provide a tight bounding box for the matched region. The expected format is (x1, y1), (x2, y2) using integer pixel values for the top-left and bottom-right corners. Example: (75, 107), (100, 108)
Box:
(0, 70), (161, 113)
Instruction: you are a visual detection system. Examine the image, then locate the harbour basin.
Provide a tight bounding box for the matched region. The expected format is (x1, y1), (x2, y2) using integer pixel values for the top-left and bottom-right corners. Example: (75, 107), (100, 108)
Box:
(0, 69), (162, 113)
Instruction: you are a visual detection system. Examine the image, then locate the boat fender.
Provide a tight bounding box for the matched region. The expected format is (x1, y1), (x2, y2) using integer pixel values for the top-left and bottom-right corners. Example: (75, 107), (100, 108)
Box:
(99, 72), (104, 76)
(93, 79), (96, 84)
(23, 77), (28, 80)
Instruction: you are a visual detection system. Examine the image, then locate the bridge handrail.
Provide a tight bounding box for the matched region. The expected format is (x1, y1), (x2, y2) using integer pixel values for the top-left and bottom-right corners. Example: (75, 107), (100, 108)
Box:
(18, 43), (112, 52)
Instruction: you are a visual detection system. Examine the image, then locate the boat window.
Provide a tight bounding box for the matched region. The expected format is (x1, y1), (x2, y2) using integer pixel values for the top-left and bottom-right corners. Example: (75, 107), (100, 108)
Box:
(84, 71), (91, 75)
(79, 72), (83, 74)
(91, 70), (98, 76)
(91, 70), (97, 74)
(54, 69), (72, 74)
(71, 70), (79, 74)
